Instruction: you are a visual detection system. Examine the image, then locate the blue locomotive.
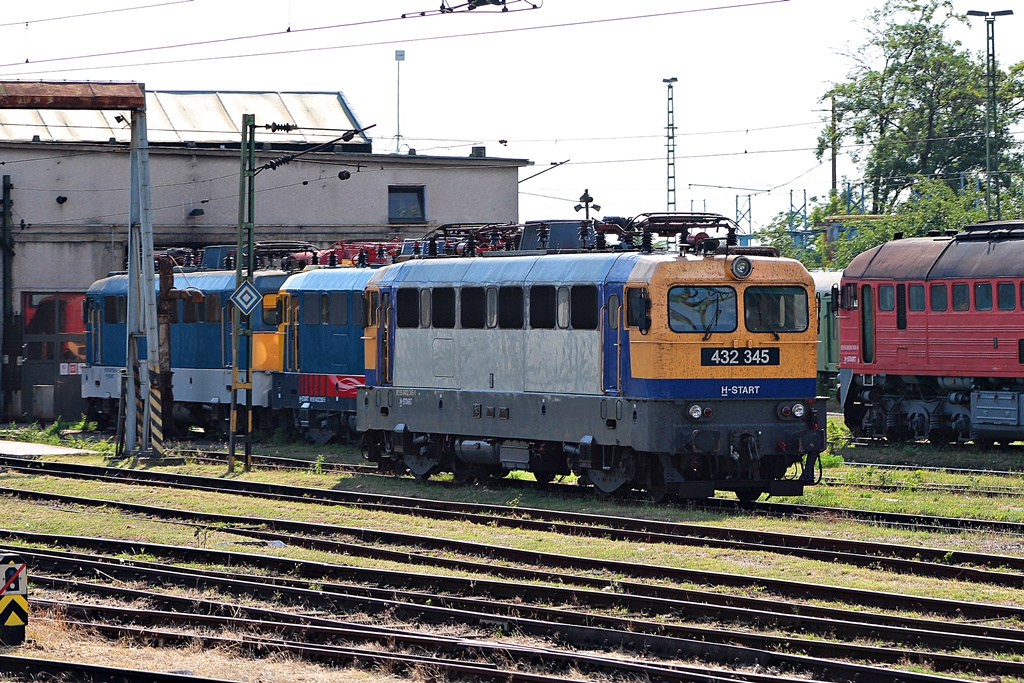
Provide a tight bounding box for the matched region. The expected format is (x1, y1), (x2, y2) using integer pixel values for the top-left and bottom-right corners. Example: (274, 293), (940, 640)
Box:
(81, 214), (826, 501)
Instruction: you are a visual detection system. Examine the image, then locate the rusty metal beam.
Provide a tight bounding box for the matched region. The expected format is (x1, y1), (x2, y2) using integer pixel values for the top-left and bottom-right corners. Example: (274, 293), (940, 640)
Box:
(0, 81), (145, 110)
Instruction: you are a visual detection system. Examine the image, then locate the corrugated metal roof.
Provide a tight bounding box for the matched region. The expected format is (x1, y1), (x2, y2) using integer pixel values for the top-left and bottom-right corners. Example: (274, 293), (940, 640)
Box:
(0, 90), (367, 146)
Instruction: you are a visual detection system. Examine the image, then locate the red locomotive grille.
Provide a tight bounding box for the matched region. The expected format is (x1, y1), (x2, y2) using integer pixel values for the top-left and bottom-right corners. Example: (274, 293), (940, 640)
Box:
(298, 374), (363, 398)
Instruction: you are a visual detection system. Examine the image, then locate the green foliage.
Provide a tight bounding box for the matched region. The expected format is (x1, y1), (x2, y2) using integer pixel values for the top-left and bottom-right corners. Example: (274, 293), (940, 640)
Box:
(819, 0), (1024, 213)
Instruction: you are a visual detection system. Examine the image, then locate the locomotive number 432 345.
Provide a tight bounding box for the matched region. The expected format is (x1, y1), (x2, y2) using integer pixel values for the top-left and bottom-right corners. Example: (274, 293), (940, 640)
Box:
(701, 347), (780, 366)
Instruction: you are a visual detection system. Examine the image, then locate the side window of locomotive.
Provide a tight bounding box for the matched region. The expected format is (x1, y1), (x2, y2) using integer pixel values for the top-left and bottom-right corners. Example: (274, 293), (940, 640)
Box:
(352, 293), (365, 327)
(498, 286), (523, 329)
(743, 286), (805, 333)
(930, 283), (947, 311)
(367, 291), (379, 327)
(207, 293), (221, 323)
(485, 288), (498, 329)
(320, 293), (330, 324)
(117, 295), (127, 324)
(461, 287), (486, 329)
(530, 285), (556, 329)
(329, 292), (347, 325)
(571, 285), (599, 330)
(169, 300), (179, 324)
(607, 294), (620, 330)
(419, 289), (432, 328)
(998, 282), (1016, 311)
(625, 287), (650, 327)
(952, 283), (970, 311)
(878, 285), (895, 312)
(432, 287), (456, 329)
(975, 282), (993, 311)
(396, 288), (419, 328)
(302, 292), (320, 325)
(670, 286), (737, 333)
(104, 296), (119, 325)
(183, 299), (197, 324)
(556, 287), (570, 329)
(908, 284), (925, 312)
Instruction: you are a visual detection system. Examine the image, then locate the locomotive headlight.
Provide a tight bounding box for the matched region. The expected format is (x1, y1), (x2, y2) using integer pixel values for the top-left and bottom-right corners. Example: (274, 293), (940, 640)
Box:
(792, 403), (806, 418)
(688, 404), (703, 420)
(730, 256), (753, 279)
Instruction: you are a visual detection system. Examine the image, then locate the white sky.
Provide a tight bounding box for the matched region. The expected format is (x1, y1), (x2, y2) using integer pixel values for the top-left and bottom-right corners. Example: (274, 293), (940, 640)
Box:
(0, 0), (1019, 232)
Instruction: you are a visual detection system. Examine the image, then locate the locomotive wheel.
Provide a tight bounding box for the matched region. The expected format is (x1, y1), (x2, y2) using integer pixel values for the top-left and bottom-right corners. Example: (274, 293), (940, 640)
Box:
(404, 449), (442, 480)
(533, 471), (555, 484)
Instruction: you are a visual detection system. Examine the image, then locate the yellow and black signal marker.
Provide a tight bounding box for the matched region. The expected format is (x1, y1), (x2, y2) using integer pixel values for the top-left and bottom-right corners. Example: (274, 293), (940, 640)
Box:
(0, 554), (27, 645)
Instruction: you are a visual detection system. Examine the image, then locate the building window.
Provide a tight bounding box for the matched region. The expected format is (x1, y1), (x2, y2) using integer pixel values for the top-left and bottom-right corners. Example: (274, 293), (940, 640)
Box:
(388, 186), (426, 223)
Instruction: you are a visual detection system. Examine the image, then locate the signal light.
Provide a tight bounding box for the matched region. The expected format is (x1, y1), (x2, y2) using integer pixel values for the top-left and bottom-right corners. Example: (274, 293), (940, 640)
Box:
(688, 404), (703, 420)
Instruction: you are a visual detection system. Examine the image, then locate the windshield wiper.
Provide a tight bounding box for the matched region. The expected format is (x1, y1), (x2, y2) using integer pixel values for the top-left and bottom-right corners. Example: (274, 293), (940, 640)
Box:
(702, 307), (722, 341)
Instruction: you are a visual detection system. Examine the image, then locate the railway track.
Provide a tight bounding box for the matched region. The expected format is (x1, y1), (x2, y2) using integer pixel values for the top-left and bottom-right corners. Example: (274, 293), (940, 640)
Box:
(8, 452), (1024, 538)
(10, 533), (1024, 682)
(4, 455), (1024, 582)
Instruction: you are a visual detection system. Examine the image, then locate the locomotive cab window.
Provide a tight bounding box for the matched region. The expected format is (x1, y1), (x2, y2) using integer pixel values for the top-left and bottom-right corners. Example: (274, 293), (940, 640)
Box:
(743, 286), (807, 333)
(625, 287), (651, 330)
(669, 286), (737, 333)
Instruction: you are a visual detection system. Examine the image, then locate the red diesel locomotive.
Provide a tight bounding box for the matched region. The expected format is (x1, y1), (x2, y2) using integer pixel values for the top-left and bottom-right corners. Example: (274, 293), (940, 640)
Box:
(839, 220), (1024, 445)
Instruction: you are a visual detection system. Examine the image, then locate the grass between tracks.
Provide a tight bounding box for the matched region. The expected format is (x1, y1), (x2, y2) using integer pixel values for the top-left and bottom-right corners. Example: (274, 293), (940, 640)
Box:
(5, 420), (1024, 680)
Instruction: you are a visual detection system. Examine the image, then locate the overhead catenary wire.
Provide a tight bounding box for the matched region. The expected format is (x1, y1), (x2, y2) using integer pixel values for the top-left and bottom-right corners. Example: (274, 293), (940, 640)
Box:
(0, 0), (194, 28)
(0, 0), (790, 77)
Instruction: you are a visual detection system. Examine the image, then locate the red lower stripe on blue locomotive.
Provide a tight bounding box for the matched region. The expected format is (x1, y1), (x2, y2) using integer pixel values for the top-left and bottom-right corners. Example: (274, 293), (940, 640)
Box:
(297, 374), (364, 399)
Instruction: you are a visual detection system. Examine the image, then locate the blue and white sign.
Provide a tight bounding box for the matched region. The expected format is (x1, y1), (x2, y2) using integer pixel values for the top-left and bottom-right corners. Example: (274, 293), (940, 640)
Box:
(229, 280), (262, 316)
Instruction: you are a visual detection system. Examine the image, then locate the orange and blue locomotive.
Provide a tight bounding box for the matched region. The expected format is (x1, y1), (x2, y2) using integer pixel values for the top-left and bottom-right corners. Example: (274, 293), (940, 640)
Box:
(358, 214), (825, 500)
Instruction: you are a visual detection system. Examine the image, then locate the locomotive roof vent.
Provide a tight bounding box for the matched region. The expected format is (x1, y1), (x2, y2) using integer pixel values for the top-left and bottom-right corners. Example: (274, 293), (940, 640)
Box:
(893, 232), (903, 240)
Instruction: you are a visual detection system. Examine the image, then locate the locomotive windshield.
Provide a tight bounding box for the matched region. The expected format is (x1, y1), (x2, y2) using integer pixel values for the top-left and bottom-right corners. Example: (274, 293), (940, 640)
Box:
(744, 286), (808, 333)
(667, 286), (737, 333)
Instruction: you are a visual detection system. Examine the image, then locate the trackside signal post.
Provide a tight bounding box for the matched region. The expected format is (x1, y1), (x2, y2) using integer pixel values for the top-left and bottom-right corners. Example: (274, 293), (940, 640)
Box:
(230, 114), (258, 471)
(0, 555), (27, 645)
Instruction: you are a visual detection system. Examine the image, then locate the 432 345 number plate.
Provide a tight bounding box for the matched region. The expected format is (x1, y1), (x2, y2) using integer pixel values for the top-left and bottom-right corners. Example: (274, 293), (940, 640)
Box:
(701, 347), (779, 366)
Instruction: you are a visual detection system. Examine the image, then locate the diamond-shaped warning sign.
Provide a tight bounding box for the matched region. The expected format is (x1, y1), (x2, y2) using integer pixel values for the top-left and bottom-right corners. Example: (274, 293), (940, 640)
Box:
(229, 280), (262, 316)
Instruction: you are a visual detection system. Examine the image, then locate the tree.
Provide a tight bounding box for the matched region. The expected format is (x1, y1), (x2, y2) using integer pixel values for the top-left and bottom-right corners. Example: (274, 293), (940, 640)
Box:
(818, 0), (1023, 214)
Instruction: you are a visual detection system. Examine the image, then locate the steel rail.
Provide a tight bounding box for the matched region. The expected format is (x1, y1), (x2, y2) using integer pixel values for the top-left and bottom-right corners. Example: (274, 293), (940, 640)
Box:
(5, 476), (1024, 596)
(33, 599), (825, 683)
(0, 654), (235, 683)
(18, 547), (1013, 682)
(25, 543), (1024, 657)
(4, 456), (1024, 574)
(12, 529), (1024, 644)
(5, 485), (1024, 621)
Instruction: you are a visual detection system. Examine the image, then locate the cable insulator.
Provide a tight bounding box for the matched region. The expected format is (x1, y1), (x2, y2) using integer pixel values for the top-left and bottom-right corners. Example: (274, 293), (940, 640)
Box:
(641, 229), (653, 254)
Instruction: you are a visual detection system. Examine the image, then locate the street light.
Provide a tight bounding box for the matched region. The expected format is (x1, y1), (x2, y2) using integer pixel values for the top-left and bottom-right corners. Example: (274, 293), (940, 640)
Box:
(967, 9), (1013, 220)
